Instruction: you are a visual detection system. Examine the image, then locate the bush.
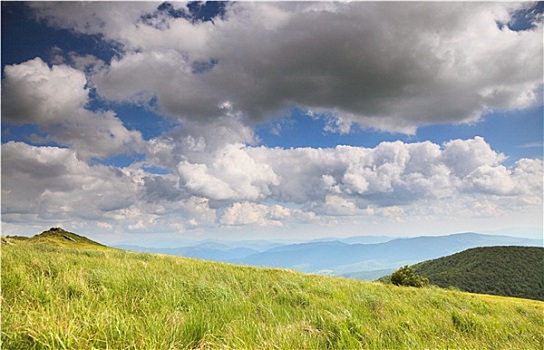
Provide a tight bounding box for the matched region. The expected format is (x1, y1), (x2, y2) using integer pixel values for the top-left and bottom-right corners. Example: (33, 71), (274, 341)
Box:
(390, 266), (429, 287)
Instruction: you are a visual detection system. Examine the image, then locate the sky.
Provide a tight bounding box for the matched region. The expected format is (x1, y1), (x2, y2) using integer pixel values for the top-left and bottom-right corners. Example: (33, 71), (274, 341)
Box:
(1, 1), (543, 245)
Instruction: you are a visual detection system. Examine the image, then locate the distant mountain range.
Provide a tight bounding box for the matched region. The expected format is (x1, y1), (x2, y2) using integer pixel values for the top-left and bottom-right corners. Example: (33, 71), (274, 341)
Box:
(115, 242), (260, 262)
(115, 232), (541, 278)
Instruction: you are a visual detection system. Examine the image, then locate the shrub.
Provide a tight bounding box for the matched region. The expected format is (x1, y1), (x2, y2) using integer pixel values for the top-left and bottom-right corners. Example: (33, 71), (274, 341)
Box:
(390, 266), (429, 287)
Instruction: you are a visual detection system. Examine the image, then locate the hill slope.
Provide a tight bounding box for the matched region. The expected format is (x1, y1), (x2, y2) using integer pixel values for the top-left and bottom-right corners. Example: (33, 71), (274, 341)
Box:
(21, 227), (107, 248)
(411, 246), (544, 301)
(2, 231), (543, 349)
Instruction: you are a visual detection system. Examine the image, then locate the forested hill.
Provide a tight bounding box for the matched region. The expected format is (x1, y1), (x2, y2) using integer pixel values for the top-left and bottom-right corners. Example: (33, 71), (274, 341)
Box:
(412, 246), (544, 301)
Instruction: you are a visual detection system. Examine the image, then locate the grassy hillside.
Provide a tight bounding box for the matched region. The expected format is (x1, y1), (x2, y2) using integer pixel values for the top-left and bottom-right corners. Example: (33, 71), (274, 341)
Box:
(2, 232), (543, 349)
(24, 227), (108, 248)
(411, 246), (544, 301)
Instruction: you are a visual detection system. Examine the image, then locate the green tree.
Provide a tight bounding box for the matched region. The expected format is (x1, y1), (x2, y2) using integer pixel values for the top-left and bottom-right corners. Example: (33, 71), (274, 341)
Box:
(390, 265), (429, 287)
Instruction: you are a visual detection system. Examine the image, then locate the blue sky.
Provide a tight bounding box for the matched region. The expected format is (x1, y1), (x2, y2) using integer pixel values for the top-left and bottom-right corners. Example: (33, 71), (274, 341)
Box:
(2, 2), (543, 244)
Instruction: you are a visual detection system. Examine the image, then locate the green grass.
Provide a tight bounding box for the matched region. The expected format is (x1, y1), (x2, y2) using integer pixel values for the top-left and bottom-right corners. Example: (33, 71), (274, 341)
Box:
(19, 227), (108, 248)
(2, 237), (543, 349)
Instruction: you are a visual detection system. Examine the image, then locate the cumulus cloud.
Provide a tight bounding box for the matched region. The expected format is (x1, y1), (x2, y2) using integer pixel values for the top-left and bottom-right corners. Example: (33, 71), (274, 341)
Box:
(145, 115), (257, 172)
(29, 1), (161, 46)
(2, 137), (542, 234)
(178, 197), (217, 228)
(2, 58), (89, 123)
(313, 195), (362, 217)
(1, 142), (205, 232)
(252, 138), (526, 210)
(219, 202), (318, 227)
(220, 202), (283, 227)
(1, 142), (139, 222)
(178, 143), (279, 202)
(147, 135), (542, 218)
(1, 58), (145, 159)
(441, 137), (506, 177)
(3, 2), (542, 237)
(29, 2), (543, 133)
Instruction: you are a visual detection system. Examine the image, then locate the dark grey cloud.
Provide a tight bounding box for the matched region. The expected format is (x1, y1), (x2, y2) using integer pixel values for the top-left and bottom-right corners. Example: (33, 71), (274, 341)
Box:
(31, 1), (539, 133)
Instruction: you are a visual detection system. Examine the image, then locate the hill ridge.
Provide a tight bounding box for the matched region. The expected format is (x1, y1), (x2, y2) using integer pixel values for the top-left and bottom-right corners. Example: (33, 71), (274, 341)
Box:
(27, 227), (106, 247)
(411, 246), (544, 301)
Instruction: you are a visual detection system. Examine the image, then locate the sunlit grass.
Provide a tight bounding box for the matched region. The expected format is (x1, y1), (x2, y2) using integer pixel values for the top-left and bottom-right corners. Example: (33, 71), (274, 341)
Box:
(2, 241), (543, 349)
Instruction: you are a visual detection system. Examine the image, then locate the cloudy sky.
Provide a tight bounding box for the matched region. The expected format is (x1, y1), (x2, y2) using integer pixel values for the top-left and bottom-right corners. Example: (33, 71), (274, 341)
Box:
(2, 1), (543, 244)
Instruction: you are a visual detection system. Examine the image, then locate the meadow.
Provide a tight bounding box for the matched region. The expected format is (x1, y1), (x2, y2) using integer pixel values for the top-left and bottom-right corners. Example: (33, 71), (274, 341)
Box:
(2, 235), (543, 349)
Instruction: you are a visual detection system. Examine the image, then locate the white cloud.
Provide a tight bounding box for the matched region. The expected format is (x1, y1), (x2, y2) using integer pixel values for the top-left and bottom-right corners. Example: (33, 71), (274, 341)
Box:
(97, 222), (113, 230)
(465, 165), (517, 196)
(515, 142), (544, 149)
(317, 195), (361, 216)
(177, 143), (279, 202)
(178, 197), (217, 228)
(220, 202), (283, 227)
(177, 161), (238, 201)
(146, 116), (257, 170)
(1, 142), (138, 222)
(1, 58), (145, 159)
(441, 136), (505, 177)
(152, 135), (542, 219)
(2, 137), (542, 235)
(3, 2), (542, 238)
(2, 58), (89, 123)
(29, 2), (160, 45)
(219, 202), (316, 228)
